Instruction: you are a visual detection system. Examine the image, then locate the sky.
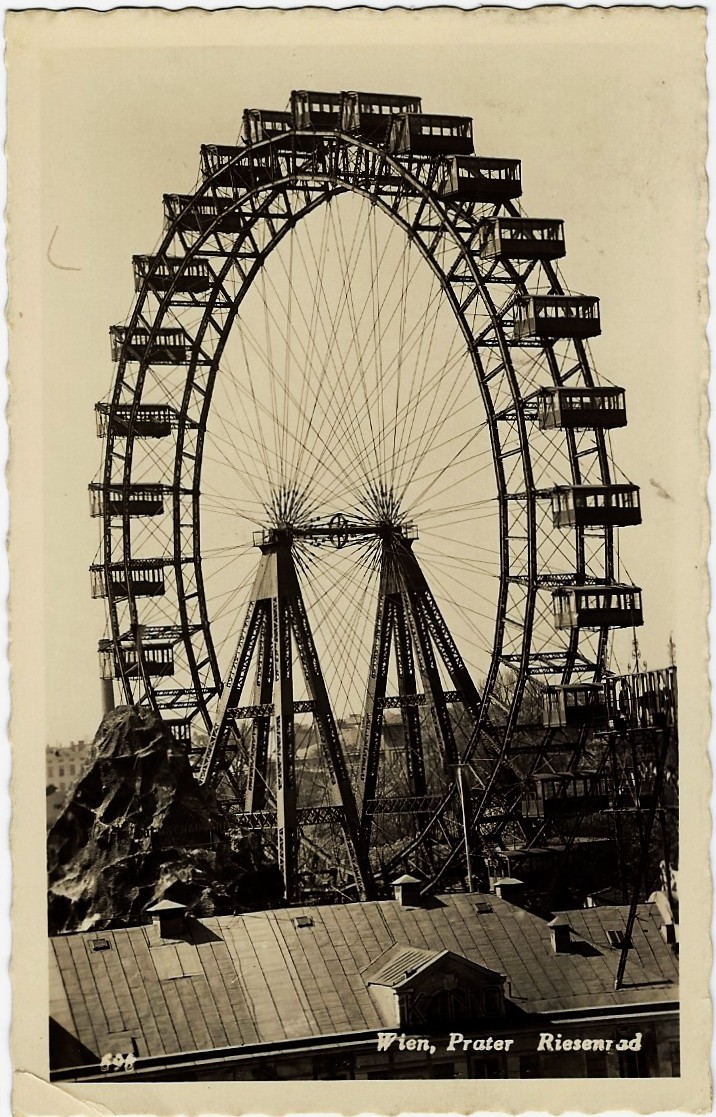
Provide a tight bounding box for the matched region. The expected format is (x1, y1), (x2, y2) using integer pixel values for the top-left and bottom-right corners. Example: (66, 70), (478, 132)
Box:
(10, 6), (706, 745)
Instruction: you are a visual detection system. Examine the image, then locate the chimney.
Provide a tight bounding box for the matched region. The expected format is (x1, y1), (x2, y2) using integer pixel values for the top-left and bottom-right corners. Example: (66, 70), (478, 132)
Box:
(548, 914), (572, 954)
(493, 877), (524, 905)
(100, 676), (115, 714)
(146, 898), (188, 940)
(392, 874), (423, 907)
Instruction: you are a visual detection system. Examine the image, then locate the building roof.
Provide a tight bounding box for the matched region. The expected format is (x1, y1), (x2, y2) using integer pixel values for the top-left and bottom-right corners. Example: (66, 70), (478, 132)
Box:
(49, 893), (678, 1065)
(362, 943), (441, 987)
(146, 899), (188, 914)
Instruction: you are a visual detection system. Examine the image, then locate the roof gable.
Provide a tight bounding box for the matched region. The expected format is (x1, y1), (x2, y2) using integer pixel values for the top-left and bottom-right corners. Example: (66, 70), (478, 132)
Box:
(363, 943), (503, 991)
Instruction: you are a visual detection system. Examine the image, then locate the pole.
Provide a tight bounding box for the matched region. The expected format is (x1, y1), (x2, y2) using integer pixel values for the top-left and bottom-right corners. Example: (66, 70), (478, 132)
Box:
(614, 725), (672, 990)
(455, 763), (475, 892)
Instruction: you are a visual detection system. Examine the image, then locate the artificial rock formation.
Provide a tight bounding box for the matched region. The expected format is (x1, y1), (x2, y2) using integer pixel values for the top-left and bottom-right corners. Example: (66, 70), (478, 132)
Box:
(47, 706), (282, 934)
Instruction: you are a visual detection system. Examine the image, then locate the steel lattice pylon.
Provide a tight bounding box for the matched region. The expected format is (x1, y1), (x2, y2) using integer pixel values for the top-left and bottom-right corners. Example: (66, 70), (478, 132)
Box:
(91, 89), (643, 903)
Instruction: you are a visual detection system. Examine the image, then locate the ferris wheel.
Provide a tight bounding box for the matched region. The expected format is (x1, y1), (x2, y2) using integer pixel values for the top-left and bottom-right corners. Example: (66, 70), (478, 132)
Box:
(90, 90), (643, 902)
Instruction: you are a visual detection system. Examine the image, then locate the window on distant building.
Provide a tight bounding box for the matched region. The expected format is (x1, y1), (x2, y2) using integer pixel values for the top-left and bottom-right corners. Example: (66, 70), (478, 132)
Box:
(519, 1054), (541, 1079)
(470, 1057), (501, 1079)
(617, 1029), (653, 1078)
(312, 1055), (354, 1080)
(420, 985), (503, 1030)
(669, 1041), (680, 1076)
(585, 1052), (609, 1077)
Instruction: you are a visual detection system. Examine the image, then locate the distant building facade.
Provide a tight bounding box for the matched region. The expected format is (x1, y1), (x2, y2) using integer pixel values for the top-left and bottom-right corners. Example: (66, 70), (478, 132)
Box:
(49, 889), (679, 1082)
(46, 739), (92, 825)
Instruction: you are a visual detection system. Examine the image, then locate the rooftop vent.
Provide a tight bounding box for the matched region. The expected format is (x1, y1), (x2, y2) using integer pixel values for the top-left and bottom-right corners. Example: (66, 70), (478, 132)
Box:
(91, 938), (111, 952)
(493, 877), (524, 904)
(475, 899), (493, 915)
(548, 914), (572, 954)
(392, 873), (423, 908)
(146, 898), (188, 940)
(606, 928), (629, 949)
(293, 915), (314, 929)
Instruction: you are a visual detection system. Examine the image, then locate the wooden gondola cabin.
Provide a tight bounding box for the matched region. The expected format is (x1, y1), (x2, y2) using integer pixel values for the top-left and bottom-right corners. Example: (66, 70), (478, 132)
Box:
(90, 561), (166, 601)
(514, 295), (601, 341)
(552, 585), (643, 631)
(291, 90), (343, 131)
(132, 256), (211, 295)
(603, 667), (677, 730)
(164, 194), (246, 235)
(94, 404), (175, 440)
(340, 92), (422, 141)
(542, 683), (607, 728)
(110, 326), (188, 365)
(437, 156), (522, 203)
(537, 386), (627, 430)
(201, 145), (275, 190)
(549, 484), (642, 528)
(522, 771), (611, 820)
(165, 720), (193, 746)
(477, 218), (565, 261)
(241, 109), (294, 148)
(98, 640), (175, 681)
(89, 483), (166, 519)
(387, 113), (474, 157)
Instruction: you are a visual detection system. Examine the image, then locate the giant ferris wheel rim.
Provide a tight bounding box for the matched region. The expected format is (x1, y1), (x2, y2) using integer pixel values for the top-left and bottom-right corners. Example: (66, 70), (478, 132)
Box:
(94, 103), (626, 876)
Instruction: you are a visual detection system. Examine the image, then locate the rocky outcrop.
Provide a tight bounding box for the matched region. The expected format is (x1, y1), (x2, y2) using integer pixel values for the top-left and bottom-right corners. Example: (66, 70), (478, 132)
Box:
(47, 706), (282, 934)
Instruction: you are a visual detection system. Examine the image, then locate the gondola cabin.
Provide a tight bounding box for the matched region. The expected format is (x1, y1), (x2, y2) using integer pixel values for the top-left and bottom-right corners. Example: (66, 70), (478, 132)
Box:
(201, 145), (274, 189)
(514, 295), (601, 341)
(90, 561), (166, 600)
(549, 484), (642, 528)
(94, 403), (175, 439)
(98, 639), (175, 680)
(133, 256), (211, 296)
(241, 109), (293, 147)
(537, 386), (628, 430)
(603, 667), (677, 730)
(488, 847), (556, 889)
(542, 683), (607, 728)
(552, 585), (643, 631)
(165, 720), (193, 746)
(340, 92), (422, 141)
(477, 218), (565, 261)
(522, 771), (611, 820)
(89, 483), (166, 519)
(291, 90), (343, 131)
(164, 194), (246, 235)
(437, 157), (522, 203)
(387, 113), (474, 157)
(110, 325), (188, 365)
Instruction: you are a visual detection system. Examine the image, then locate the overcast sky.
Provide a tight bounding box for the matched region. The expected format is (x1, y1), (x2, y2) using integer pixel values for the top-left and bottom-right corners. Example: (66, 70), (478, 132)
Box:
(10, 6), (706, 745)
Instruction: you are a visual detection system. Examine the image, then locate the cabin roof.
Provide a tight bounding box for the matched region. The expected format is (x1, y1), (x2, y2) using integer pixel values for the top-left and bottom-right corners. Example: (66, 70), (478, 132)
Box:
(49, 894), (678, 1066)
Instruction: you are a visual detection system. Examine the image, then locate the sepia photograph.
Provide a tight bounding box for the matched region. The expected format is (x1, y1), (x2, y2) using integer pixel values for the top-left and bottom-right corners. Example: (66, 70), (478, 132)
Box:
(7, 6), (711, 1112)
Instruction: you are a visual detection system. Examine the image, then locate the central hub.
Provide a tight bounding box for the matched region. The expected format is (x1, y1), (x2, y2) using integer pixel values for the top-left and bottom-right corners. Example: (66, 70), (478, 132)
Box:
(252, 514), (418, 551)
